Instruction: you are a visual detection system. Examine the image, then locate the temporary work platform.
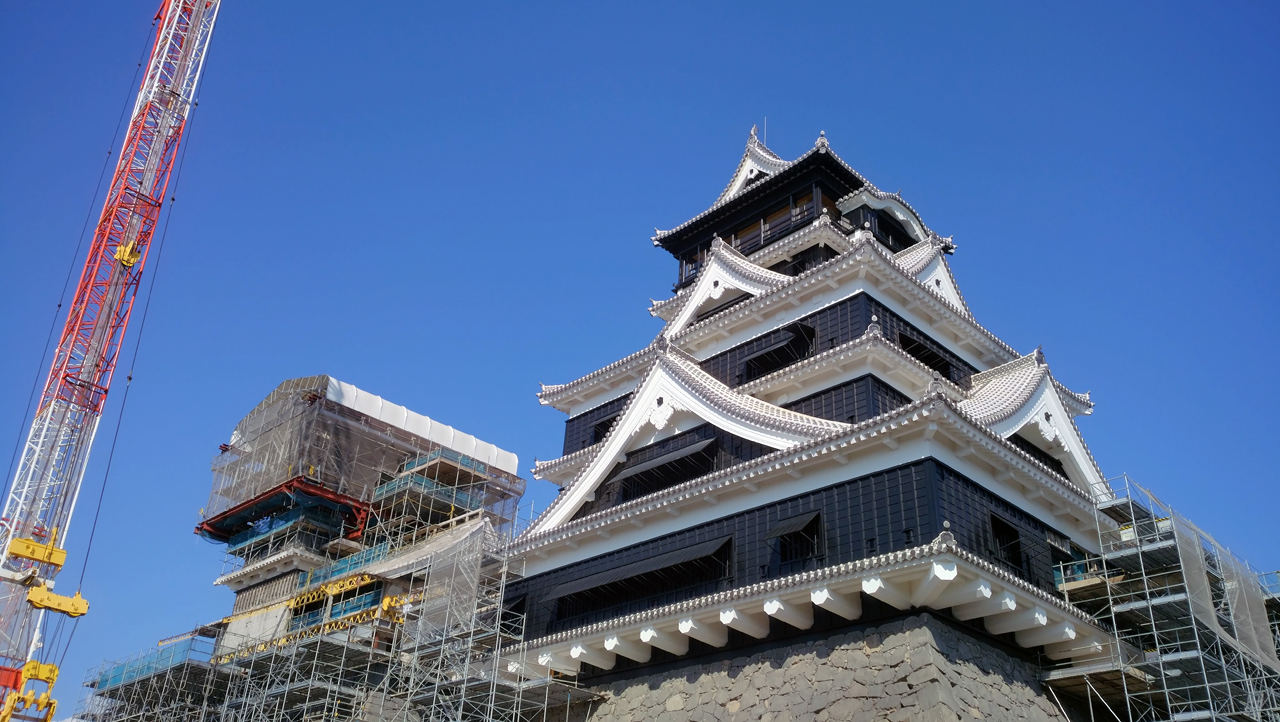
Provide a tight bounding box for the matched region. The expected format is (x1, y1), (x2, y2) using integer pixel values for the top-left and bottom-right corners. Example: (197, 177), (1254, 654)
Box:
(80, 376), (588, 721)
(1045, 477), (1280, 721)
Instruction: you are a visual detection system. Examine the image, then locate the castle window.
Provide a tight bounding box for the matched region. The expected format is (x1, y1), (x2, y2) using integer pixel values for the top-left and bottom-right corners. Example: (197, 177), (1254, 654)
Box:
(845, 206), (917, 253)
(897, 332), (954, 380)
(768, 243), (839, 277)
(700, 292), (976, 388)
(990, 515), (1025, 573)
(739, 322), (815, 384)
(782, 374), (910, 424)
(1005, 432), (1069, 480)
(591, 413), (621, 444)
(733, 218), (764, 254)
(547, 538), (732, 631)
(764, 512), (823, 578)
(613, 439), (718, 503)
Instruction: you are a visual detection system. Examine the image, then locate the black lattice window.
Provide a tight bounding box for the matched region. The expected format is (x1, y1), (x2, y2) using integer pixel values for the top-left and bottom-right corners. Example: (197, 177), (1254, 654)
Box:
(510, 458), (1073, 642)
(548, 540), (732, 632)
(844, 205), (918, 253)
(767, 242), (840, 278)
(570, 423), (775, 521)
(562, 394), (633, 455)
(700, 292), (976, 388)
(783, 374), (910, 424)
(765, 512), (823, 578)
(1005, 432), (1069, 480)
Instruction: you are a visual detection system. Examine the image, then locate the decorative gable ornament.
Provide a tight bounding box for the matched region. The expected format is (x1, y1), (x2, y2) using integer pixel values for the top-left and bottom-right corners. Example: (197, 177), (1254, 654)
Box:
(715, 126), (790, 206)
(660, 238), (790, 337)
(527, 342), (850, 534)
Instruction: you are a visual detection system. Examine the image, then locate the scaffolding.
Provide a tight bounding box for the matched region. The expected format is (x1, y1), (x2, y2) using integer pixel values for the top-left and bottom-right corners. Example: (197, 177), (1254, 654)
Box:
(78, 377), (587, 721)
(1046, 476), (1280, 721)
(198, 376), (522, 544)
(79, 523), (581, 721)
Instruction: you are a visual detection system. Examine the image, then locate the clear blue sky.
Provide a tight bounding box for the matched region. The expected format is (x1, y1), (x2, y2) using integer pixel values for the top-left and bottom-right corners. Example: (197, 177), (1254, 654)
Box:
(1, 1), (1277, 712)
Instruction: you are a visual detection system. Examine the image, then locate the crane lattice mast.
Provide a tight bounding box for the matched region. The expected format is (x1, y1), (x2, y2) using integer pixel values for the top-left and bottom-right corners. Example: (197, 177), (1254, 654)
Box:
(0, 2), (220, 717)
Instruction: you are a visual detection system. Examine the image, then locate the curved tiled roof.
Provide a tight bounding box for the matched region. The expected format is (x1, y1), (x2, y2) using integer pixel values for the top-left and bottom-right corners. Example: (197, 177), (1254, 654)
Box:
(960, 353), (1046, 426)
(659, 238), (792, 336)
(893, 239), (940, 276)
(660, 348), (851, 437)
(538, 346), (655, 406)
(734, 324), (966, 402)
(525, 343), (851, 535)
(960, 350), (1094, 426)
(532, 443), (599, 481)
(653, 132), (879, 243)
(672, 231), (1018, 363)
(713, 126), (789, 206)
(518, 389), (1099, 548)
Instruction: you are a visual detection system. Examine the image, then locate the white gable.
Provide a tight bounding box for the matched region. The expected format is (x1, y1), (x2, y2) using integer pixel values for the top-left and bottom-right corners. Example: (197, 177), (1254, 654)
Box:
(986, 376), (1106, 501)
(663, 239), (790, 337)
(915, 254), (969, 315)
(716, 127), (790, 205)
(529, 348), (848, 534)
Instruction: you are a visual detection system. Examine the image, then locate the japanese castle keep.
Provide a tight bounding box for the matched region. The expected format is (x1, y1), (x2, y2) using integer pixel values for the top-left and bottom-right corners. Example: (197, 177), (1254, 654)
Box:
(76, 130), (1280, 722)
(507, 129), (1280, 721)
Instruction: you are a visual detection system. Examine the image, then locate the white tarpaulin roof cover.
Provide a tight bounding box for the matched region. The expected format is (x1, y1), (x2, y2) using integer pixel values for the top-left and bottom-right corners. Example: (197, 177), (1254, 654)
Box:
(323, 377), (519, 476)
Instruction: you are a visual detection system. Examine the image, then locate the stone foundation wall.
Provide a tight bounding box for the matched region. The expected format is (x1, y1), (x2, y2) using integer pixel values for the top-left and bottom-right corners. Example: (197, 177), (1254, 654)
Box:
(553, 613), (1081, 722)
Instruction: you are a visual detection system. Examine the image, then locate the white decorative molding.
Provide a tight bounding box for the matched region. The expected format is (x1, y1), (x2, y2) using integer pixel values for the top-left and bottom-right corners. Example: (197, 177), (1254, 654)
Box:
(673, 232), (1015, 369)
(838, 188), (932, 248)
(505, 535), (1110, 678)
(527, 345), (850, 535)
(735, 326), (966, 405)
(517, 392), (1101, 560)
(661, 238), (791, 338)
(744, 214), (853, 272)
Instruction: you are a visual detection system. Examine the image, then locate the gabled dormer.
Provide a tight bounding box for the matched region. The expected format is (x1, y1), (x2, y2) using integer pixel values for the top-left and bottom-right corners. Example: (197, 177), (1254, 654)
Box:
(528, 339), (849, 535)
(958, 350), (1105, 498)
(895, 240), (969, 317)
(658, 238), (791, 337)
(837, 188), (934, 253)
(673, 230), (1017, 375)
(715, 125), (790, 205)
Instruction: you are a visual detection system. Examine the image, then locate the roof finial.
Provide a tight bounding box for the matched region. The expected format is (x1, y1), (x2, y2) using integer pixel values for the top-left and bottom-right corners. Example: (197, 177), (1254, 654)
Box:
(927, 371), (944, 395)
(936, 519), (955, 545)
(815, 130), (829, 150)
(750, 124), (758, 139)
(1034, 346), (1046, 364)
(867, 314), (881, 336)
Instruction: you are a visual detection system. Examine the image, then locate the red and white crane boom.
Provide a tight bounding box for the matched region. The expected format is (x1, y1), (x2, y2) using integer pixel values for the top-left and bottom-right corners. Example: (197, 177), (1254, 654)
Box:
(0, 2), (220, 717)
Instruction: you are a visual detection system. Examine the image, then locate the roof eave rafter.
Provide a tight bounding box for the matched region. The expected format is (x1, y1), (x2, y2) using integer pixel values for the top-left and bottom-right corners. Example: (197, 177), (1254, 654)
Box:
(736, 326), (967, 404)
(506, 539), (1107, 678)
(517, 395), (1095, 555)
(675, 235), (1016, 367)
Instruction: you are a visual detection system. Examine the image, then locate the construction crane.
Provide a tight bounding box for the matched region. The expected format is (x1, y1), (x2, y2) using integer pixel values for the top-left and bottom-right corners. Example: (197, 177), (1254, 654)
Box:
(0, 2), (221, 719)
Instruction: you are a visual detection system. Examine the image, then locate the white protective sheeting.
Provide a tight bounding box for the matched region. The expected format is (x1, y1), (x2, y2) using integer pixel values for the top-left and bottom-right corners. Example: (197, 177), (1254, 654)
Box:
(324, 377), (519, 476)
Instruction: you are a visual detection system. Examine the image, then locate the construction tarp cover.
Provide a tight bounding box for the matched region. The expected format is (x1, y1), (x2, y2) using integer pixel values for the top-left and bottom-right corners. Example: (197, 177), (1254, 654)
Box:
(203, 375), (521, 529)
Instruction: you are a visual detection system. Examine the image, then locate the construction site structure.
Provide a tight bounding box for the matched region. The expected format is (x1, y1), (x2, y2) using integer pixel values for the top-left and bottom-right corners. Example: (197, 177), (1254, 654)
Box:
(1045, 476), (1280, 721)
(0, 2), (220, 719)
(76, 376), (585, 721)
